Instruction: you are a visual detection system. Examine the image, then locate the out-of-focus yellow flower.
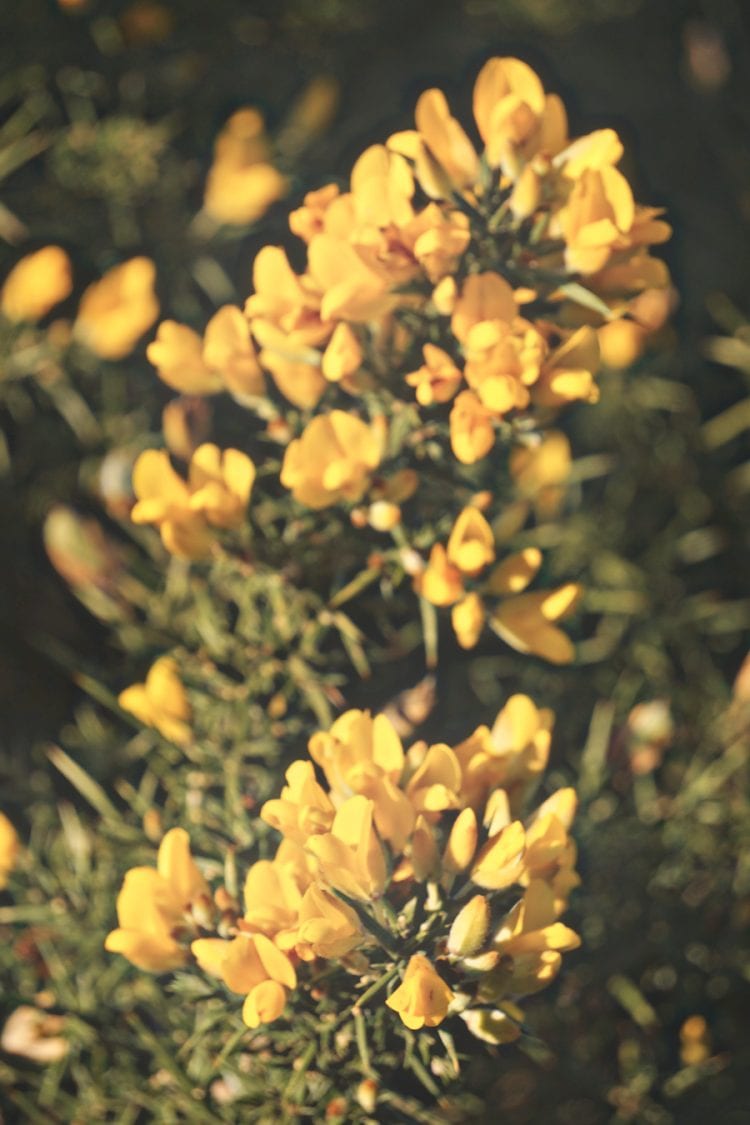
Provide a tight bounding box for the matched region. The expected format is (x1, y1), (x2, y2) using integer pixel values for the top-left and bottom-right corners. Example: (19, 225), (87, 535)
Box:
(451, 592), (485, 650)
(415, 544), (463, 607)
(449, 390), (495, 464)
(118, 656), (192, 746)
(203, 108), (288, 226)
(148, 306), (265, 399)
(0, 813), (19, 889)
(679, 1015), (711, 1067)
(597, 317), (646, 369)
(131, 449), (213, 559)
(532, 326), (600, 408)
(405, 343), (462, 406)
(280, 411), (384, 509)
(451, 272), (517, 344)
(131, 444), (255, 557)
(306, 795), (387, 902)
(74, 257), (158, 359)
(386, 954), (454, 1030)
(289, 183), (341, 243)
(473, 57), (567, 171)
(446, 507), (495, 576)
(1, 246), (73, 322)
(1, 1006), (68, 1064)
(554, 166), (635, 275)
(491, 582), (582, 664)
(105, 828), (209, 971)
(442, 807), (478, 880)
(510, 432), (571, 520)
(187, 443), (256, 530)
(322, 322), (362, 382)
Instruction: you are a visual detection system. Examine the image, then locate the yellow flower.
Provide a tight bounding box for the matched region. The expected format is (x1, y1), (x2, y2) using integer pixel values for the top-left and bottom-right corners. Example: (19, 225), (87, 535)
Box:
(532, 326), (600, 408)
(0, 813), (19, 889)
(491, 582), (582, 664)
(280, 411), (384, 509)
(105, 828), (209, 971)
(203, 108), (288, 226)
(451, 592), (485, 650)
(471, 819), (526, 890)
(473, 57), (567, 171)
(308, 710), (414, 851)
(131, 444), (255, 557)
(405, 343), (462, 406)
(321, 322), (362, 383)
(241, 852), (307, 948)
(414, 544), (464, 607)
(147, 307), (265, 399)
(509, 432), (571, 520)
(386, 954), (453, 1030)
(296, 882), (362, 960)
(446, 507), (495, 577)
(554, 166), (635, 275)
(118, 656), (192, 745)
(405, 743), (462, 815)
(187, 443), (256, 530)
(449, 390), (495, 464)
(306, 795), (387, 902)
(1, 246), (73, 322)
(131, 449), (213, 559)
(191, 932), (296, 1028)
(261, 760), (335, 845)
(74, 257), (159, 359)
(451, 272), (517, 344)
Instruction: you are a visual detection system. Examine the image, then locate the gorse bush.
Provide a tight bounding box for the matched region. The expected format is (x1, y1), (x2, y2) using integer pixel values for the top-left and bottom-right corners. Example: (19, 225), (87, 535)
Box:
(14, 39), (741, 1122)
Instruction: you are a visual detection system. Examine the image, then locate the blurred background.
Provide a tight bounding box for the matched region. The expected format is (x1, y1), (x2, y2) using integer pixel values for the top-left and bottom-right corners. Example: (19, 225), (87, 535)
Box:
(1, 1), (749, 1121)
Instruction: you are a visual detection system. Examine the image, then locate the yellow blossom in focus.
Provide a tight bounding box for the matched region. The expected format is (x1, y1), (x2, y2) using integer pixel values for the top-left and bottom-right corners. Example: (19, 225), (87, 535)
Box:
(473, 57), (567, 172)
(296, 882), (362, 960)
(261, 760), (335, 845)
(0, 813), (19, 889)
(554, 166), (635, 275)
(306, 795), (387, 902)
(280, 411), (384, 509)
(191, 932), (296, 1028)
(74, 257), (159, 359)
(1, 247), (73, 322)
(118, 656), (192, 745)
(447, 894), (490, 957)
(105, 828), (209, 971)
(203, 108), (288, 226)
(386, 954), (453, 1030)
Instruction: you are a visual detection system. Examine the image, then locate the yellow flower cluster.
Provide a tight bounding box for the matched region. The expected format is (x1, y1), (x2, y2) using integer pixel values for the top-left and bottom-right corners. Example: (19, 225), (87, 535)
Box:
(106, 698), (580, 1040)
(416, 504), (582, 662)
(146, 53), (669, 488)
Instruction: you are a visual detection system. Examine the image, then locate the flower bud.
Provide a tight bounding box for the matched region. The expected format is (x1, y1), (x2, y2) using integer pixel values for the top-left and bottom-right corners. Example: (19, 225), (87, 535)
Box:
(442, 808), (478, 876)
(447, 894), (490, 957)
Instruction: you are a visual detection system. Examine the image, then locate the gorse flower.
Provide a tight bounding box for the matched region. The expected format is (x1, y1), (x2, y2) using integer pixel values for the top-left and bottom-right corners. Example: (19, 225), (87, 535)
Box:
(105, 828), (209, 971)
(130, 443), (255, 557)
(74, 257), (159, 359)
(118, 656), (192, 745)
(1, 246), (73, 323)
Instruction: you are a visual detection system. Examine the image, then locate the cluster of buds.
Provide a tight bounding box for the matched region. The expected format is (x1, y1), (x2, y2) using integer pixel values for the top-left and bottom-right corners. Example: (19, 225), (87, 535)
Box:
(106, 697), (580, 1045)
